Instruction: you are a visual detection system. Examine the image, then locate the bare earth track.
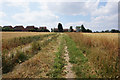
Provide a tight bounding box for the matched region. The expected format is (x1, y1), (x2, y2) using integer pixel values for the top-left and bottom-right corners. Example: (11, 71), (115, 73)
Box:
(64, 45), (76, 79)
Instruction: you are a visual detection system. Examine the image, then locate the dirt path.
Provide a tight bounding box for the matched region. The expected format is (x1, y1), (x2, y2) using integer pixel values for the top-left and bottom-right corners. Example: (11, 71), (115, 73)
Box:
(64, 45), (76, 78)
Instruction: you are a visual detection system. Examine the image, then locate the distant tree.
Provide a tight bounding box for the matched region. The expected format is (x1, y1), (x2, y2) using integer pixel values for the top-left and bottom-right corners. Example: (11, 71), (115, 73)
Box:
(39, 29), (50, 32)
(70, 26), (73, 32)
(101, 31), (105, 33)
(105, 30), (110, 33)
(51, 28), (53, 32)
(45, 29), (50, 32)
(86, 29), (92, 33)
(95, 31), (99, 33)
(110, 29), (119, 33)
(2, 27), (14, 31)
(34, 27), (38, 32)
(26, 28), (36, 32)
(0, 26), (2, 31)
(58, 23), (63, 32)
(81, 24), (86, 32)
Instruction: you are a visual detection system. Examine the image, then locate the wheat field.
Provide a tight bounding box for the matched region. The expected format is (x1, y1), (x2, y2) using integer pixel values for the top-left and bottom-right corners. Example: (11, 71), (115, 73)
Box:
(66, 32), (120, 78)
(1, 32), (120, 78)
(1, 32), (52, 40)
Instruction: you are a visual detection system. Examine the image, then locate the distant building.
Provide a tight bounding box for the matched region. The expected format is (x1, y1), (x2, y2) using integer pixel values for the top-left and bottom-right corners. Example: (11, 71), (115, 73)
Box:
(63, 29), (69, 32)
(76, 26), (81, 32)
(39, 27), (47, 30)
(25, 26), (35, 31)
(3, 26), (13, 29)
(38, 26), (50, 32)
(14, 25), (24, 31)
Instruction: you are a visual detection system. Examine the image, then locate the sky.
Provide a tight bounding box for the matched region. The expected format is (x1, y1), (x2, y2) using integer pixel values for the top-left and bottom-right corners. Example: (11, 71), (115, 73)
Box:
(0, 0), (119, 31)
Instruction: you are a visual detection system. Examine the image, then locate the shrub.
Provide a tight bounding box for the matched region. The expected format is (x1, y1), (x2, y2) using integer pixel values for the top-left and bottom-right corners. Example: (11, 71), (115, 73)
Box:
(17, 51), (28, 63)
(2, 50), (28, 74)
(31, 41), (41, 54)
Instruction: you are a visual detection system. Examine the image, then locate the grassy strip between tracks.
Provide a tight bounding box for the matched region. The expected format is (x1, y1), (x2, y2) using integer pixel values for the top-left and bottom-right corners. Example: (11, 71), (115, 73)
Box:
(48, 35), (65, 78)
(64, 34), (97, 78)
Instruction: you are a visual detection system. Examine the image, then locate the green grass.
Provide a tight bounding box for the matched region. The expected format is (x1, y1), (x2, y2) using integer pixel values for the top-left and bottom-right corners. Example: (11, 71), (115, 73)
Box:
(64, 35), (97, 78)
(49, 35), (65, 78)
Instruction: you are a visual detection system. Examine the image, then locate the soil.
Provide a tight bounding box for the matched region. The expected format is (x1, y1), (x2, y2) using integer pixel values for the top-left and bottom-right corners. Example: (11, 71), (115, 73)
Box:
(63, 45), (76, 78)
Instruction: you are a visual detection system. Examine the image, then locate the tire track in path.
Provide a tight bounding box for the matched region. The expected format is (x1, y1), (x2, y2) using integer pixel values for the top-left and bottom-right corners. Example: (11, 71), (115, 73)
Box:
(64, 44), (76, 79)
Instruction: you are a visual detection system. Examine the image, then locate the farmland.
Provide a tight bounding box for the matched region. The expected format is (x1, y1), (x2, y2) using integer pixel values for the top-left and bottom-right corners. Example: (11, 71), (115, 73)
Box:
(1, 32), (120, 78)
(1, 32), (52, 40)
(66, 33), (120, 78)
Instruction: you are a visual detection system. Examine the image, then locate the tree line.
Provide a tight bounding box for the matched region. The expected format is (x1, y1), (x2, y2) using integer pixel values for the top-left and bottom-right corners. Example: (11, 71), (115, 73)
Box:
(0, 23), (119, 33)
(57, 23), (120, 33)
(94, 29), (120, 33)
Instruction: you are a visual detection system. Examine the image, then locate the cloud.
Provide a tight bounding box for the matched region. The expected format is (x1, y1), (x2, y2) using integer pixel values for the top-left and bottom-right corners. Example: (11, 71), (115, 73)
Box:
(65, 13), (118, 31)
(92, 2), (118, 16)
(11, 3), (59, 30)
(12, 11), (59, 23)
(1, 0), (118, 31)
(44, 1), (99, 16)
(0, 11), (6, 18)
(3, 0), (30, 12)
(64, 2), (118, 31)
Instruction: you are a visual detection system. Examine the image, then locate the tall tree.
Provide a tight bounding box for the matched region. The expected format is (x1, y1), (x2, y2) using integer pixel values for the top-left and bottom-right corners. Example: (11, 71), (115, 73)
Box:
(70, 26), (73, 32)
(58, 23), (63, 32)
(81, 24), (86, 32)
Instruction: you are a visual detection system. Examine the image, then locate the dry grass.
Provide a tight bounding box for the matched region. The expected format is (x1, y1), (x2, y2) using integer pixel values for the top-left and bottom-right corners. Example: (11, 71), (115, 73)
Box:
(2, 34), (57, 74)
(2, 33), (60, 78)
(66, 32), (119, 78)
(1, 32), (52, 40)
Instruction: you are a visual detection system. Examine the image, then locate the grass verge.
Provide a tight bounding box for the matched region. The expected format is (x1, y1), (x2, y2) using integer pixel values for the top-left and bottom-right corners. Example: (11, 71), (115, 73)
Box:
(48, 34), (65, 78)
(64, 34), (97, 78)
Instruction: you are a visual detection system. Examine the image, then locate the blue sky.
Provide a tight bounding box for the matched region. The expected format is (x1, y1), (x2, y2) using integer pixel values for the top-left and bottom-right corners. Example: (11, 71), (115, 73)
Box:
(0, 0), (118, 31)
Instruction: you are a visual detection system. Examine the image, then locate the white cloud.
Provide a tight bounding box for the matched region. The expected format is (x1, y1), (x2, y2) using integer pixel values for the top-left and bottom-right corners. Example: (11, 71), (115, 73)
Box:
(0, 11), (6, 18)
(12, 3), (59, 30)
(44, 1), (99, 16)
(65, 13), (118, 31)
(1, 0), (118, 31)
(3, 0), (30, 12)
(12, 11), (59, 23)
(92, 2), (118, 16)
(2, 0), (119, 2)
(64, 2), (118, 31)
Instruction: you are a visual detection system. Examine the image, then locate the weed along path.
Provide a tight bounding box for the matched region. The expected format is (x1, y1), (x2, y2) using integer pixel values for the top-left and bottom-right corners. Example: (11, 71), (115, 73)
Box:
(9, 34), (55, 55)
(64, 43), (76, 78)
(2, 34), (60, 78)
